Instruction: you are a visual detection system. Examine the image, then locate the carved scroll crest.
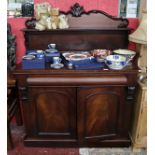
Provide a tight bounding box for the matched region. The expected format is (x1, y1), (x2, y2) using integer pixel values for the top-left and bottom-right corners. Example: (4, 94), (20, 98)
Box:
(70, 3), (84, 17)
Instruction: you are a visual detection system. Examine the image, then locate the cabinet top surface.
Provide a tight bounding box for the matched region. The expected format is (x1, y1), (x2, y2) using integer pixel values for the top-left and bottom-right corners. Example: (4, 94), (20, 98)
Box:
(15, 63), (139, 75)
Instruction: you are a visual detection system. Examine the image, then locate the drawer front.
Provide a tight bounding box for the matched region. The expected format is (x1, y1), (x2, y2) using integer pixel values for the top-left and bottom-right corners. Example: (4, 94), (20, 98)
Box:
(26, 75), (128, 86)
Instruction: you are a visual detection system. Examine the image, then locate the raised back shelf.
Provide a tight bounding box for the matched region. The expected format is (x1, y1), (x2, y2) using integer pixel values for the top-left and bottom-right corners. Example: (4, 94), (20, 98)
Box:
(23, 3), (131, 51)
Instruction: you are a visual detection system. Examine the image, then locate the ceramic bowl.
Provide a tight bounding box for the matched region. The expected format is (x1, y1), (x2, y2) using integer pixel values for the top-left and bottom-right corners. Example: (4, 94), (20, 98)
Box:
(91, 49), (111, 62)
(105, 55), (127, 70)
(113, 49), (136, 62)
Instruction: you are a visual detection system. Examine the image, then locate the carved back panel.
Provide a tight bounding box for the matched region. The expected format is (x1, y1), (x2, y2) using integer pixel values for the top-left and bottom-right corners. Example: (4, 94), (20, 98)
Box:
(24, 3), (131, 51)
(60, 3), (129, 28)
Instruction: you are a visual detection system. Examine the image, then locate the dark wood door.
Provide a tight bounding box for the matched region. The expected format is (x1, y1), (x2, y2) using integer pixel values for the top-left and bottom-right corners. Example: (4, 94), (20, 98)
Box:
(24, 86), (77, 145)
(77, 86), (130, 146)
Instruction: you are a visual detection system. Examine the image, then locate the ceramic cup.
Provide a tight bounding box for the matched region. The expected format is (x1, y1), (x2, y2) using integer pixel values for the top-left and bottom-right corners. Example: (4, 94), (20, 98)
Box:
(53, 57), (62, 64)
(48, 43), (56, 49)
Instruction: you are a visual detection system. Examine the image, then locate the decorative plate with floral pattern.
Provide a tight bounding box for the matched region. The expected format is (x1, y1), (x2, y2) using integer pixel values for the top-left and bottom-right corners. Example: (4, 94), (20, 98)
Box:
(63, 51), (92, 61)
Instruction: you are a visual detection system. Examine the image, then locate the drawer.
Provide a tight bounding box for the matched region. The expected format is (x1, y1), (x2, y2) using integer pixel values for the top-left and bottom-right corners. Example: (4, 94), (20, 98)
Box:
(26, 75), (128, 86)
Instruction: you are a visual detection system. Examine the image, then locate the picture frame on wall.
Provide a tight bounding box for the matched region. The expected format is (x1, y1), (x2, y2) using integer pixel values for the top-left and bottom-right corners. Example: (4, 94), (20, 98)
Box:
(119, 0), (140, 18)
(7, 0), (34, 17)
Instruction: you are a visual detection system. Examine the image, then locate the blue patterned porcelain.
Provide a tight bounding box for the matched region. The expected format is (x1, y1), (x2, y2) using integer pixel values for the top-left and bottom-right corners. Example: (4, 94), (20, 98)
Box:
(105, 55), (128, 70)
(36, 53), (45, 59)
(113, 49), (136, 62)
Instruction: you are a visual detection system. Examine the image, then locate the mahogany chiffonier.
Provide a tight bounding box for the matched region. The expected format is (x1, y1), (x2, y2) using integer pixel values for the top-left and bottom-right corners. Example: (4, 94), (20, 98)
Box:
(14, 3), (139, 147)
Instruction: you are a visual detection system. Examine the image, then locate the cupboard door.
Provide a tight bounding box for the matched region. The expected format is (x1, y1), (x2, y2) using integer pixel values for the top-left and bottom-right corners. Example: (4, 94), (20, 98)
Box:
(77, 86), (128, 145)
(26, 87), (77, 141)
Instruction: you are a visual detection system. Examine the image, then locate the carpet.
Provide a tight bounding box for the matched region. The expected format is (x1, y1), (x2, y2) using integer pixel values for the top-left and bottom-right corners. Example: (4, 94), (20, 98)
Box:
(8, 124), (147, 155)
(8, 124), (79, 155)
(79, 148), (147, 155)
